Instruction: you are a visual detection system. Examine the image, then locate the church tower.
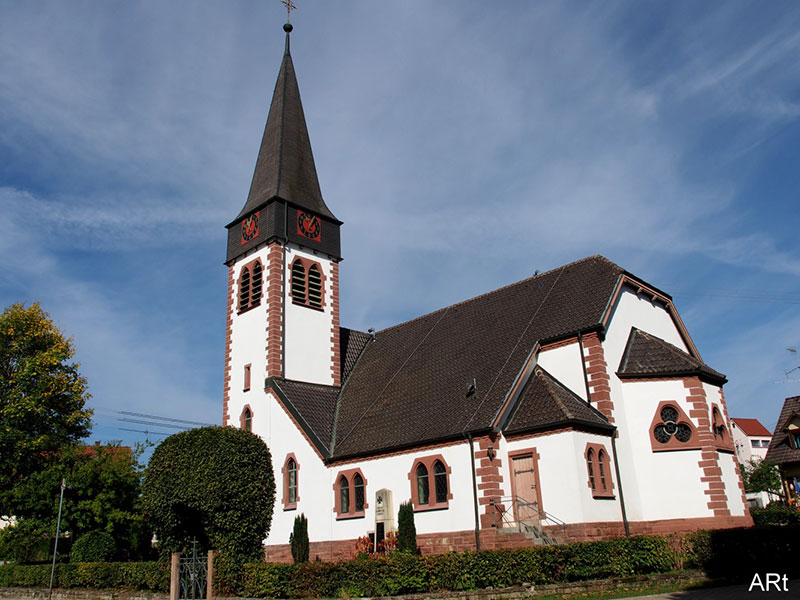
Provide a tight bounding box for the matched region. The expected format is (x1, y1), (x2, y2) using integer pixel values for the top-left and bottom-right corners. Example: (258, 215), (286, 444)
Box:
(223, 23), (342, 426)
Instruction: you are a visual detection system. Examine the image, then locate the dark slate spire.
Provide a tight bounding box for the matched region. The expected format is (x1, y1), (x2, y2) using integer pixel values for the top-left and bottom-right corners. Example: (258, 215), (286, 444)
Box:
(235, 24), (337, 222)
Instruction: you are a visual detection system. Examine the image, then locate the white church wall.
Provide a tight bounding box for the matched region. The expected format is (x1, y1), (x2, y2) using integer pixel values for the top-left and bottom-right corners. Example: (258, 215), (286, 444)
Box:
(256, 390), (333, 547)
(228, 245), (273, 426)
(284, 244), (335, 385)
(328, 442), (476, 541)
(617, 380), (711, 521)
(503, 431), (621, 525)
(704, 382), (747, 517)
(719, 451), (747, 517)
(537, 342), (587, 401)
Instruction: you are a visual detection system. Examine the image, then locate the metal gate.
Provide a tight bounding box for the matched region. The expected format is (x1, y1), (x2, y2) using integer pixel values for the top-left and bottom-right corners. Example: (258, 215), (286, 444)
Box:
(178, 542), (207, 600)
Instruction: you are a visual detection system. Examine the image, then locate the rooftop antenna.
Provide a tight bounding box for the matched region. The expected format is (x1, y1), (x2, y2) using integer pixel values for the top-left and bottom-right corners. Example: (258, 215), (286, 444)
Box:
(368, 328), (376, 342)
(466, 378), (477, 398)
(785, 347), (799, 378)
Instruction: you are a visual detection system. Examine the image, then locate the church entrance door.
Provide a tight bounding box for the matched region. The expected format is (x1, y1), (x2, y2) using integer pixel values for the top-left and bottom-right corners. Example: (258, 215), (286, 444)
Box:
(511, 454), (541, 531)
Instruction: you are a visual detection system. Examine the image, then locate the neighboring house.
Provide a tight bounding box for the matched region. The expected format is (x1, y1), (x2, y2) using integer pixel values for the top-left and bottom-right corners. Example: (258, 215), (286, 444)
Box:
(222, 24), (752, 562)
(765, 396), (800, 508)
(731, 418), (776, 508)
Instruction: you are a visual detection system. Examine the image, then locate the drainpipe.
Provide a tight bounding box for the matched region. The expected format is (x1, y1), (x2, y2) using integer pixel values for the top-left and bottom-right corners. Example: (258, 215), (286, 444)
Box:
(611, 434), (630, 537)
(467, 433), (481, 551)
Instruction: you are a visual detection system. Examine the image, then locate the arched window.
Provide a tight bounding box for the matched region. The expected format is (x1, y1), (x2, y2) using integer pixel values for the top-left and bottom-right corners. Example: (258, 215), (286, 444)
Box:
(237, 259), (263, 313)
(434, 460), (448, 504)
(240, 406), (252, 432)
(712, 407), (725, 439)
(291, 260), (306, 303)
(281, 453), (300, 510)
(238, 267), (251, 311)
(308, 264), (323, 308)
(598, 450), (607, 491)
(334, 468), (367, 519)
(339, 475), (349, 514)
(410, 455), (451, 510)
(416, 463), (429, 504)
(251, 262), (263, 305)
(290, 258), (326, 309)
(354, 473), (365, 512)
(585, 443), (614, 498)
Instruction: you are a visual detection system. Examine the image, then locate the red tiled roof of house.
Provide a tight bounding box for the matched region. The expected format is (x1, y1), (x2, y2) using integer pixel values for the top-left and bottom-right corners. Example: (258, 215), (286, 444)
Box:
(732, 418), (772, 438)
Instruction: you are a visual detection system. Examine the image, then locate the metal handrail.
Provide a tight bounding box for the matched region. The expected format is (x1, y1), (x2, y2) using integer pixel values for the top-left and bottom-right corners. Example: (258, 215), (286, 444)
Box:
(490, 495), (568, 545)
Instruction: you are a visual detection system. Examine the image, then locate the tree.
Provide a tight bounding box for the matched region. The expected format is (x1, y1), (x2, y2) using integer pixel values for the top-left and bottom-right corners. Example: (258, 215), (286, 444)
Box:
(396, 501), (417, 554)
(0, 303), (92, 497)
(0, 443), (151, 562)
(141, 426), (275, 561)
(741, 458), (782, 495)
(289, 513), (309, 563)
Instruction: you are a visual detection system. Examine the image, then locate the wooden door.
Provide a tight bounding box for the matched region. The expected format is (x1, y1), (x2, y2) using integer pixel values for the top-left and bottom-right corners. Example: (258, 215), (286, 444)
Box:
(511, 454), (541, 528)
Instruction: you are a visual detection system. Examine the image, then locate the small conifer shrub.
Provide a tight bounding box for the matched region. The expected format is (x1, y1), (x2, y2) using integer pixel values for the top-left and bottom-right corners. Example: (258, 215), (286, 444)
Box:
(289, 514), (309, 563)
(396, 501), (417, 554)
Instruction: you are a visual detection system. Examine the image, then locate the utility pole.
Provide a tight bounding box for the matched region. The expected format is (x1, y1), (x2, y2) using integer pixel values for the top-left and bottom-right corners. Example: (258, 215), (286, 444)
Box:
(48, 478), (66, 600)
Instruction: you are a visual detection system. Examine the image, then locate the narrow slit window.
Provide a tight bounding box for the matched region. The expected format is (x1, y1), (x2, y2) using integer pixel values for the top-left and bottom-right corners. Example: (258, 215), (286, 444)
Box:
(243, 364), (251, 392)
(598, 450), (607, 490)
(416, 463), (429, 505)
(291, 260), (306, 303)
(287, 458), (297, 505)
(308, 264), (323, 307)
(434, 460), (448, 504)
(339, 476), (349, 514)
(354, 473), (365, 512)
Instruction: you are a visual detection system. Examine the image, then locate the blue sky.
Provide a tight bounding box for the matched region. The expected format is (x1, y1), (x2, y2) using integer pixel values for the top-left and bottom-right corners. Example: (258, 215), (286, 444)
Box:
(1, 1), (799, 453)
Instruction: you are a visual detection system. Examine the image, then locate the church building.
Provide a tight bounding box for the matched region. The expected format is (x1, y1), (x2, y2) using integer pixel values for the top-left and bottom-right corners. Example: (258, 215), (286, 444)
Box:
(222, 23), (751, 562)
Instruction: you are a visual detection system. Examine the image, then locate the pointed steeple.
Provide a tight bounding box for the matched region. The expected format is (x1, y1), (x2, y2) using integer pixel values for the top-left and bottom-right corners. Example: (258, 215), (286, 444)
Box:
(235, 23), (337, 222)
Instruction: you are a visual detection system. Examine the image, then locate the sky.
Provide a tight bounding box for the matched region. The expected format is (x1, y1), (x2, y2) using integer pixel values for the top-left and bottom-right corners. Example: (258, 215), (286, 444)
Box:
(1, 1), (799, 457)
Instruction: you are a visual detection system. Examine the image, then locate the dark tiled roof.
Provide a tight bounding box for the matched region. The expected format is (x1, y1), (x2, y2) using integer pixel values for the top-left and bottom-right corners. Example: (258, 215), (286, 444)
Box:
(330, 255), (624, 459)
(270, 378), (339, 455)
(504, 366), (612, 435)
(340, 327), (371, 382)
(234, 33), (337, 223)
(617, 328), (726, 384)
(732, 418), (772, 438)
(766, 396), (800, 465)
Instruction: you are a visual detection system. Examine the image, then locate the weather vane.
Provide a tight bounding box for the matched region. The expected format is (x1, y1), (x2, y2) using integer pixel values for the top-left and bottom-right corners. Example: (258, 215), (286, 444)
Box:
(281, 0), (297, 23)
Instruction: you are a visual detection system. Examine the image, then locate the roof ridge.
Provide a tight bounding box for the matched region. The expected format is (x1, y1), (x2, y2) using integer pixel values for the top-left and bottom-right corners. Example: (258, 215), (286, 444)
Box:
(377, 255), (618, 336)
(277, 377), (341, 391)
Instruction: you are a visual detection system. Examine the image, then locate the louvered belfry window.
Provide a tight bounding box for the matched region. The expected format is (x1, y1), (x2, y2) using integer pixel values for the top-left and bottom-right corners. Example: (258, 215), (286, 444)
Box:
(290, 258), (325, 309)
(237, 259), (263, 313)
(291, 260), (306, 303)
(238, 267), (251, 311)
(308, 264), (323, 307)
(251, 261), (263, 305)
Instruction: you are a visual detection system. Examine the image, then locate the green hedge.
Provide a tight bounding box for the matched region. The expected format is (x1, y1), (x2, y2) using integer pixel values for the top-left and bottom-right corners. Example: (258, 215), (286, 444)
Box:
(242, 535), (678, 598)
(0, 561), (168, 592)
(750, 503), (800, 527)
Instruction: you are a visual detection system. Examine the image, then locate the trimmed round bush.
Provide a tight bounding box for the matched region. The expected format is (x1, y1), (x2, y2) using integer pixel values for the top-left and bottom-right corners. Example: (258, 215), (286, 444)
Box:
(71, 530), (116, 562)
(141, 426), (274, 562)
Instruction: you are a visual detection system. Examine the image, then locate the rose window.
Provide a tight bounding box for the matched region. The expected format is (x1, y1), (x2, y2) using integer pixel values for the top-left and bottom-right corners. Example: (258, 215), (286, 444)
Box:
(653, 405), (692, 444)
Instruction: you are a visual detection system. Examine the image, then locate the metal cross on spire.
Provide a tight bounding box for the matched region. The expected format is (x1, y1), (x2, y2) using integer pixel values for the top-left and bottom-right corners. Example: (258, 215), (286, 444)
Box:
(281, 0), (297, 23)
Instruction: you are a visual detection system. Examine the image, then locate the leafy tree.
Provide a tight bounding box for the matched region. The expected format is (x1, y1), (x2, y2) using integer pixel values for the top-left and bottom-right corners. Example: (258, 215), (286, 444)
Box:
(289, 513), (309, 563)
(141, 426), (275, 561)
(396, 501), (417, 554)
(740, 458), (782, 494)
(0, 302), (92, 498)
(1, 442), (152, 562)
